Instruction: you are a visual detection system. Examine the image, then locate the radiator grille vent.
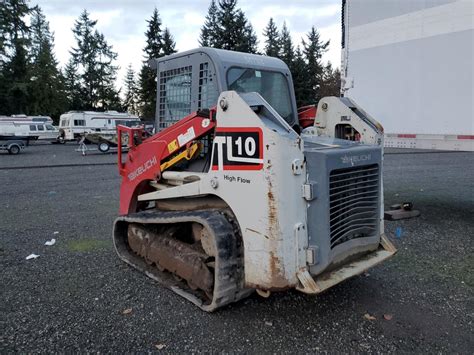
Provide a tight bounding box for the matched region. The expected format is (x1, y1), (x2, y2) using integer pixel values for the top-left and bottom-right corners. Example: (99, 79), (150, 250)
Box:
(329, 164), (379, 249)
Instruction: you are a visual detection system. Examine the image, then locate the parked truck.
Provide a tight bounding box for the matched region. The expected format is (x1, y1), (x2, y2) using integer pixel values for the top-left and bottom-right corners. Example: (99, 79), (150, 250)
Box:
(0, 115), (58, 142)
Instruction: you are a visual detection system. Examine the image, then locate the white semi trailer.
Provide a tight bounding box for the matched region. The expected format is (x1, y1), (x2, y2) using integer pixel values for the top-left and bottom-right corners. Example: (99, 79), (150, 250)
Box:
(341, 0), (473, 151)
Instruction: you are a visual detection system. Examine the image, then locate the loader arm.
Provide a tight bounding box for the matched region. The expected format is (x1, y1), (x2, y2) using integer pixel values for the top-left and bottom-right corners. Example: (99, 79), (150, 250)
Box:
(304, 96), (384, 146)
(117, 109), (216, 215)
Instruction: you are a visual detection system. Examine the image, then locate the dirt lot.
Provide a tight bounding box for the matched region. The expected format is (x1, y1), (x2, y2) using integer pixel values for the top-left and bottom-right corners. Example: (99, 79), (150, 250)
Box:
(1, 144), (473, 353)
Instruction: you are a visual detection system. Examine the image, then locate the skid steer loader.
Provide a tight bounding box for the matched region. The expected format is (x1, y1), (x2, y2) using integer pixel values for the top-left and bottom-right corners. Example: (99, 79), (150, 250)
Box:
(113, 48), (396, 311)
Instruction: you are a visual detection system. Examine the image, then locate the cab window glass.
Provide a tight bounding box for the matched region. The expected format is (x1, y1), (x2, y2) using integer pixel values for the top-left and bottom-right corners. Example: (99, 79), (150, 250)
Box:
(227, 68), (293, 124)
(116, 120), (141, 127)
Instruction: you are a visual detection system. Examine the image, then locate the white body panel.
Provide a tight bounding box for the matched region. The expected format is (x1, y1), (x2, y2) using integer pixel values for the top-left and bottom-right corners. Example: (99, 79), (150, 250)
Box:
(342, 0), (474, 151)
(58, 111), (140, 141)
(139, 92), (308, 288)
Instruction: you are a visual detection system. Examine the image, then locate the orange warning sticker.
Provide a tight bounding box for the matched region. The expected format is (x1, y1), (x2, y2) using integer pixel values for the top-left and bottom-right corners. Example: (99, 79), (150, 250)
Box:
(167, 139), (179, 153)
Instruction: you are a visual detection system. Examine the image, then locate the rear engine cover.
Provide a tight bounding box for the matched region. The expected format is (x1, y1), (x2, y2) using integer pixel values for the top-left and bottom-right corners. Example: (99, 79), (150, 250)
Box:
(303, 140), (382, 275)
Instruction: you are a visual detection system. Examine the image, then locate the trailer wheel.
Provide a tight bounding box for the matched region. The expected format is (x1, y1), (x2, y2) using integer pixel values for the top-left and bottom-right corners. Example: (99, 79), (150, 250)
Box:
(98, 142), (110, 153)
(57, 130), (66, 144)
(8, 145), (21, 155)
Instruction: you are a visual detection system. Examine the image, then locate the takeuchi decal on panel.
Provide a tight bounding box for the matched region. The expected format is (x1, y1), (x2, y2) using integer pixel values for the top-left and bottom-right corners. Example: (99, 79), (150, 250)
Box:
(212, 127), (263, 170)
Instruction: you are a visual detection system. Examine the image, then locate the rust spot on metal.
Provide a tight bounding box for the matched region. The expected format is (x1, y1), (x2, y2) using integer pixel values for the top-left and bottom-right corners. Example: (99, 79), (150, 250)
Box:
(269, 251), (280, 274)
(263, 176), (291, 289)
(268, 251), (288, 288)
(267, 181), (278, 231)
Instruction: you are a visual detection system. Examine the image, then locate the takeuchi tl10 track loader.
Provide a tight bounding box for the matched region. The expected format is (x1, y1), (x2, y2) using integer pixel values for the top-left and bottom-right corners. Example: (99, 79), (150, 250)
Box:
(113, 48), (397, 311)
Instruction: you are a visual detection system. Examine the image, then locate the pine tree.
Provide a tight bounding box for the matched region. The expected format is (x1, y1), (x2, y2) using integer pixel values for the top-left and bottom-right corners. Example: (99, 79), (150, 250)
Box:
(199, 0), (219, 47)
(302, 26), (329, 104)
(63, 57), (82, 110)
(199, 0), (257, 53)
(291, 46), (308, 107)
(29, 6), (52, 59)
(0, 0), (31, 115)
(139, 8), (163, 120)
(70, 10), (97, 109)
(234, 10), (257, 53)
(162, 28), (177, 56)
(319, 62), (341, 98)
(214, 0), (237, 50)
(0, 2), (11, 113)
(94, 31), (120, 111)
(0, 5), (10, 63)
(28, 6), (66, 121)
(0, 0), (29, 69)
(279, 22), (294, 66)
(103, 88), (122, 111)
(70, 10), (119, 110)
(263, 18), (279, 57)
(123, 64), (139, 115)
(143, 8), (163, 60)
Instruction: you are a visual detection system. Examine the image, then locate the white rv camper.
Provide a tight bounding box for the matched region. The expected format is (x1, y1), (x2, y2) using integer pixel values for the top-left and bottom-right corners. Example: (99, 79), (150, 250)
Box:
(341, 0), (473, 151)
(58, 111), (140, 143)
(0, 115), (58, 141)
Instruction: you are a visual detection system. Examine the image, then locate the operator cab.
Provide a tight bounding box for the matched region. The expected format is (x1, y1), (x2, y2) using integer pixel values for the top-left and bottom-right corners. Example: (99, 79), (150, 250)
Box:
(150, 47), (298, 131)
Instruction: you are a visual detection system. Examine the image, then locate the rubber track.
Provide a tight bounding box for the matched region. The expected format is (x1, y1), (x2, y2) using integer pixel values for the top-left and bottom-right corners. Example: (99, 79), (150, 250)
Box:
(113, 209), (253, 312)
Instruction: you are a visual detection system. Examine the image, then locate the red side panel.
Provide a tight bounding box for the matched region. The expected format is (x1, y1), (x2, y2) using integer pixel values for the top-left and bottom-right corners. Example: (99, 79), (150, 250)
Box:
(297, 105), (317, 128)
(397, 134), (417, 138)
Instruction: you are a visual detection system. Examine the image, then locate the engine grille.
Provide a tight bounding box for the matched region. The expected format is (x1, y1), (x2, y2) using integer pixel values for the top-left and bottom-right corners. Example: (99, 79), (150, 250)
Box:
(329, 164), (379, 249)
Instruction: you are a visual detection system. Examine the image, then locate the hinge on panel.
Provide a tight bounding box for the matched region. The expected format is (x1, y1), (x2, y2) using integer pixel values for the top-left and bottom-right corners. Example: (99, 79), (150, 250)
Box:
(302, 182), (316, 201)
(306, 247), (318, 265)
(292, 159), (304, 175)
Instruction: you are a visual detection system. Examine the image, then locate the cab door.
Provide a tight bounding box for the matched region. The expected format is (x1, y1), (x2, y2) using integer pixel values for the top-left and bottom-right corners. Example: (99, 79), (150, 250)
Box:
(29, 124), (39, 139)
(45, 124), (58, 140)
(36, 124), (47, 139)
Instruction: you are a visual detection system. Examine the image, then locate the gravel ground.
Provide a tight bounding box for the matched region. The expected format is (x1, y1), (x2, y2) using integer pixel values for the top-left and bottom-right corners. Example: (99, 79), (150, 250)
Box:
(0, 146), (473, 353)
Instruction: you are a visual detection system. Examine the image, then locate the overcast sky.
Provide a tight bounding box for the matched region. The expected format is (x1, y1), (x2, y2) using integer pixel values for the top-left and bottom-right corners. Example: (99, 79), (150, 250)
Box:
(34, 0), (341, 87)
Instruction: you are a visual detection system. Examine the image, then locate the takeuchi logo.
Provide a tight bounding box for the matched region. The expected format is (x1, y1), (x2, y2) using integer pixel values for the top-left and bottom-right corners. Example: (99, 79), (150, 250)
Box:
(128, 156), (157, 181)
(341, 154), (371, 166)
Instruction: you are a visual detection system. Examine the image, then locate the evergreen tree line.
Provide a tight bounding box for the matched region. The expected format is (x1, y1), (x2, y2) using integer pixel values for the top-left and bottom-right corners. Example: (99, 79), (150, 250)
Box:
(0, 0), (340, 123)
(0, 1), (66, 120)
(0, 1), (176, 122)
